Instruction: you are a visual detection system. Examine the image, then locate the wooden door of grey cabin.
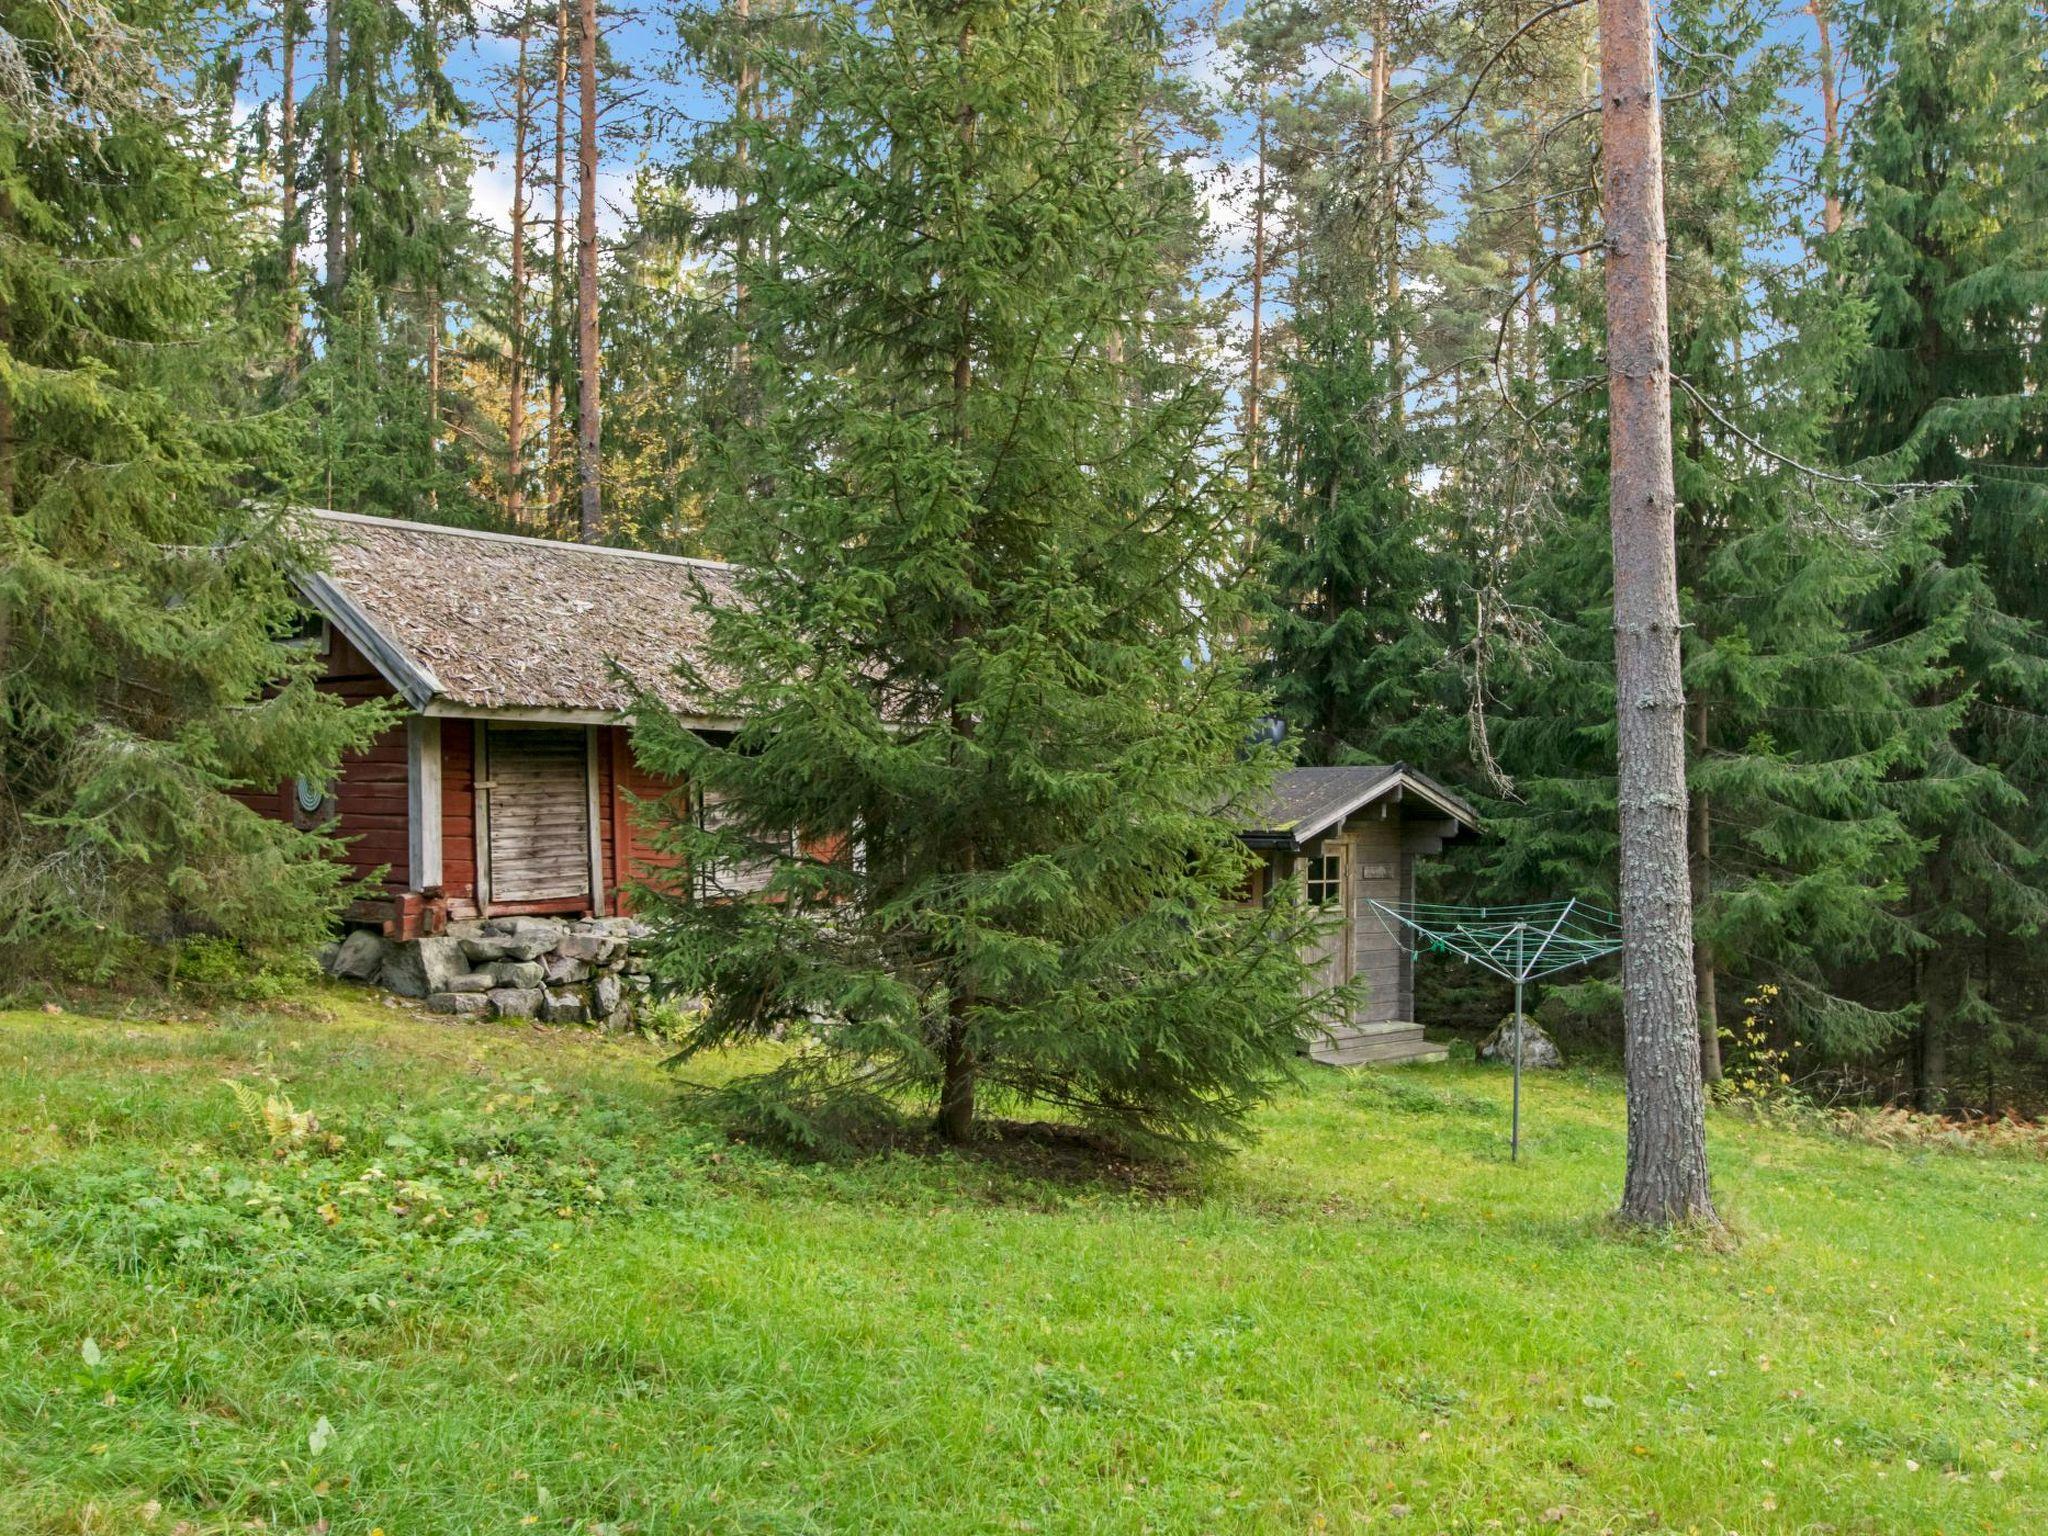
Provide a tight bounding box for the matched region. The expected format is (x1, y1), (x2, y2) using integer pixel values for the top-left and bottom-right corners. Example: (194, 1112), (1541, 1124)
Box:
(481, 725), (591, 905)
(1349, 819), (1408, 1021)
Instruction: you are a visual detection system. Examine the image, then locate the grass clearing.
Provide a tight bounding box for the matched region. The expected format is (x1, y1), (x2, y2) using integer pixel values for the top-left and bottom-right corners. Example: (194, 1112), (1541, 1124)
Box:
(1, 987), (2043, 1534)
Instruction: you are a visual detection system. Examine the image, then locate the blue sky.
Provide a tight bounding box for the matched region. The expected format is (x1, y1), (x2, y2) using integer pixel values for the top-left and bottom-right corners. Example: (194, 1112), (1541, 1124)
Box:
(241, 0), (1849, 338)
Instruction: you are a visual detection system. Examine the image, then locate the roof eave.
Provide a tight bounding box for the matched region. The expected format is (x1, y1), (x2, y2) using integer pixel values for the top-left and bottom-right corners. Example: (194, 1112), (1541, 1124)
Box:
(296, 569), (444, 712)
(1237, 766), (1483, 846)
(419, 699), (742, 733)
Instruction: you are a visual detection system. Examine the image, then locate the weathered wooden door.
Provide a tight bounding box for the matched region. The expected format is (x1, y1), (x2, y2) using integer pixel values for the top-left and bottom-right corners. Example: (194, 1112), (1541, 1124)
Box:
(482, 725), (592, 905)
(1350, 821), (1408, 1021)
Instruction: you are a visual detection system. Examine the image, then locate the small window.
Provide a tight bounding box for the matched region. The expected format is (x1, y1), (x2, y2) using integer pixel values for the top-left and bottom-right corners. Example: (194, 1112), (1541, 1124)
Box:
(1306, 851), (1344, 907)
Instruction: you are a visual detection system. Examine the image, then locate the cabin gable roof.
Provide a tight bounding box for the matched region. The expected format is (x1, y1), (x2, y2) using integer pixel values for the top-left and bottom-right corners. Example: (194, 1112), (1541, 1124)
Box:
(1240, 765), (1480, 852)
(295, 509), (738, 725)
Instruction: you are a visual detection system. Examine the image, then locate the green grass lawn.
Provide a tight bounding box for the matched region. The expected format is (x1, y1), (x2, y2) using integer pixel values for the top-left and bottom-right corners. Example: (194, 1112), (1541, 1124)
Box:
(1, 990), (2043, 1535)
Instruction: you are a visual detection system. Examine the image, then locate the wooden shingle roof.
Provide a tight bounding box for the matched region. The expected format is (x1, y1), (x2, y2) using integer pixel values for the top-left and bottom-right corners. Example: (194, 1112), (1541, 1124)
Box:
(1240, 765), (1480, 851)
(295, 510), (738, 723)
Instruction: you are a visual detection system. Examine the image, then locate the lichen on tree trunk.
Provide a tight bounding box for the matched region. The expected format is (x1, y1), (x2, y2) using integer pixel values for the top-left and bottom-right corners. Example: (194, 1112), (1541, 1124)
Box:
(1598, 0), (1717, 1226)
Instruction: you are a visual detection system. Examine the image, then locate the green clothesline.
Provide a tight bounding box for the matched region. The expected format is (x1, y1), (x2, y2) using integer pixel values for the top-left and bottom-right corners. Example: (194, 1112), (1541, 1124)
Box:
(1364, 898), (1623, 1162)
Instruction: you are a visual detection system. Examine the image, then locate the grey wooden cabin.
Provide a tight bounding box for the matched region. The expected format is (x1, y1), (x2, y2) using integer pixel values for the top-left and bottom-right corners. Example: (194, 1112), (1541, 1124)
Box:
(1240, 766), (1480, 1066)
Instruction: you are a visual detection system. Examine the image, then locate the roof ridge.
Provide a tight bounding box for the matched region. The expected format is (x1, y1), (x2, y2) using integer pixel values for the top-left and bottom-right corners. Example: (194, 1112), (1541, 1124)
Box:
(301, 507), (737, 573)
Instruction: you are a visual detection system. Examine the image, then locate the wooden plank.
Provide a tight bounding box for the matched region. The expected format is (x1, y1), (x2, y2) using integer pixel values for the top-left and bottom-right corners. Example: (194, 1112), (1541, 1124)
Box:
(586, 726), (605, 915)
(475, 725), (493, 910)
(608, 729), (628, 914)
(485, 726), (593, 904)
(406, 716), (443, 893)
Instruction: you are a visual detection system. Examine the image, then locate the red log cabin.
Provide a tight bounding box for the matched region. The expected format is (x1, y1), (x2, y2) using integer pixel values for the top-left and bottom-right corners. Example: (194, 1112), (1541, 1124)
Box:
(247, 510), (736, 939)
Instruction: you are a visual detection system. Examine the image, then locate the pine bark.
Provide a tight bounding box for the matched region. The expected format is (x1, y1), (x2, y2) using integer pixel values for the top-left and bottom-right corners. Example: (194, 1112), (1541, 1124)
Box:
(575, 0), (601, 542)
(1690, 706), (1721, 1081)
(1807, 0), (1843, 235)
(1373, 4), (1401, 414)
(322, 0), (345, 300)
(280, 0), (301, 373)
(1246, 98), (1265, 474)
(548, 0), (570, 527)
(507, 24), (531, 527)
(731, 0), (756, 396)
(1599, 0), (1716, 1225)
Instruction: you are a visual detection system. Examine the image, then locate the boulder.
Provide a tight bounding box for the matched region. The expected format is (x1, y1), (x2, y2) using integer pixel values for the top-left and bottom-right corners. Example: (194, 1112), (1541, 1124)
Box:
(554, 933), (611, 964)
(329, 930), (388, 983)
(443, 919), (490, 941)
(315, 940), (342, 976)
(487, 959), (547, 989)
(427, 991), (489, 1016)
(462, 934), (553, 963)
(542, 953), (591, 986)
(488, 916), (568, 940)
(487, 987), (545, 1020)
(444, 971), (495, 994)
(379, 936), (472, 999)
(542, 989), (588, 1024)
(591, 973), (623, 1019)
(599, 1005), (634, 1034)
(1478, 1014), (1564, 1070)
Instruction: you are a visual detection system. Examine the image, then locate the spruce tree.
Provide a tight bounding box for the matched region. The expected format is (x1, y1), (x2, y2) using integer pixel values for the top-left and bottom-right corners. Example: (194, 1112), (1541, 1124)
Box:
(1262, 294), (1453, 768)
(636, 0), (1333, 1154)
(1241, 2), (1457, 771)
(1838, 0), (2048, 1108)
(0, 0), (386, 982)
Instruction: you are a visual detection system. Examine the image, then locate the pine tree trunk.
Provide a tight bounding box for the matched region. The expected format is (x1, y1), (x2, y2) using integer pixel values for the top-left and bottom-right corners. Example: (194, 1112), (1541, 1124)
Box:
(1807, 0), (1843, 235)
(1690, 703), (1721, 1081)
(508, 25), (531, 527)
(549, 0), (570, 529)
(280, 0), (300, 374)
(426, 284), (441, 511)
(1373, 4), (1402, 417)
(322, 0), (345, 301)
(1247, 98), (1265, 473)
(1600, 0), (1716, 1226)
(731, 0), (755, 399)
(344, 144), (358, 274)
(575, 0), (602, 542)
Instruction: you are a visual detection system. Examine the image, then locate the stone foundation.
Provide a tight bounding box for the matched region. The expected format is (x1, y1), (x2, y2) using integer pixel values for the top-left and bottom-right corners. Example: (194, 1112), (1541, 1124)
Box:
(319, 915), (656, 1029)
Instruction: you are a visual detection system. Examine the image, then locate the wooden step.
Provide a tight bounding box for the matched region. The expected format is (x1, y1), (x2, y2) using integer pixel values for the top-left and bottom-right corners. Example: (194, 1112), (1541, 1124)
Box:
(1304, 1020), (1447, 1067)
